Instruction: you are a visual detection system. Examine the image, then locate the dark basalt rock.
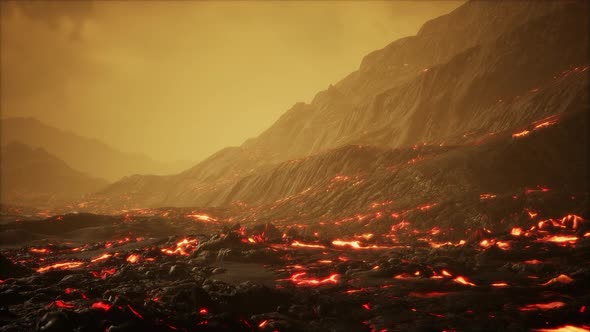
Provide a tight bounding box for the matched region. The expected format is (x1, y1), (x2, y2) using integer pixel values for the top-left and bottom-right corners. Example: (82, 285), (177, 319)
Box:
(0, 254), (32, 279)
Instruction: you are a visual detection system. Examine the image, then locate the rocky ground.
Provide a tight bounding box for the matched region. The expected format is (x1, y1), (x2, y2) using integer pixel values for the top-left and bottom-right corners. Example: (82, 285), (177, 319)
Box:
(1, 207), (589, 332)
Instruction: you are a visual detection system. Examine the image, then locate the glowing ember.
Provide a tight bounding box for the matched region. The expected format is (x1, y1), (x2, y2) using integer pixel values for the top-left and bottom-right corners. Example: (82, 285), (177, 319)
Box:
(490, 282), (508, 287)
(409, 291), (449, 298)
(91, 301), (112, 311)
(519, 301), (566, 311)
(534, 326), (590, 332)
(64, 288), (87, 299)
(90, 268), (116, 279)
(199, 308), (208, 314)
(541, 274), (574, 286)
(37, 261), (84, 273)
(511, 227), (523, 236)
(533, 120), (558, 130)
(537, 235), (578, 245)
(284, 272), (339, 286)
(453, 276), (476, 287)
(332, 240), (362, 249)
(127, 304), (144, 319)
(561, 214), (583, 229)
(512, 130), (530, 138)
(258, 320), (268, 328)
(496, 241), (510, 250)
(479, 193), (496, 200)
(126, 254), (140, 263)
(161, 238), (198, 256)
(29, 248), (49, 254)
(53, 300), (75, 309)
(186, 214), (216, 222)
(417, 203), (437, 211)
(290, 241), (326, 249)
(90, 253), (112, 263)
(479, 240), (492, 248)
(525, 186), (551, 194)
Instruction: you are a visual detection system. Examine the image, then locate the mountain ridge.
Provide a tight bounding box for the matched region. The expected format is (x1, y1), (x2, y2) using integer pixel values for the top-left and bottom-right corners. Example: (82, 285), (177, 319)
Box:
(0, 142), (109, 208)
(0, 117), (194, 181)
(63, 0), (590, 212)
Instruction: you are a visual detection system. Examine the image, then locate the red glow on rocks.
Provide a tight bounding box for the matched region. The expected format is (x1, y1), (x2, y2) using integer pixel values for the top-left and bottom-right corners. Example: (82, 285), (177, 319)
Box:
(127, 304), (144, 319)
(533, 120), (558, 130)
(290, 241), (326, 249)
(525, 186), (550, 194)
(91, 301), (111, 311)
(479, 193), (496, 200)
(29, 248), (49, 254)
(537, 235), (578, 245)
(417, 203), (437, 211)
(90, 268), (116, 279)
(453, 276), (476, 286)
(409, 291), (449, 298)
(541, 274), (574, 286)
(53, 300), (75, 309)
(519, 301), (565, 311)
(186, 213), (216, 222)
(199, 308), (208, 315)
(285, 272), (339, 286)
(512, 130), (530, 138)
(332, 240), (362, 249)
(90, 253), (112, 263)
(161, 238), (198, 256)
(37, 261), (84, 273)
(64, 288), (87, 299)
(126, 254), (140, 264)
(534, 326), (590, 332)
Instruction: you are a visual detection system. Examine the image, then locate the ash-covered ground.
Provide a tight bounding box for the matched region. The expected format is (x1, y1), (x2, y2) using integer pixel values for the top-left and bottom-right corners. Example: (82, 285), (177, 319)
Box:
(1, 197), (589, 332)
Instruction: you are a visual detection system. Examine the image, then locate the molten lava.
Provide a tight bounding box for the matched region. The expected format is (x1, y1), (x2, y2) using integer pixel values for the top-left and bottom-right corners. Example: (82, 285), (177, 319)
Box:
(37, 261), (84, 273)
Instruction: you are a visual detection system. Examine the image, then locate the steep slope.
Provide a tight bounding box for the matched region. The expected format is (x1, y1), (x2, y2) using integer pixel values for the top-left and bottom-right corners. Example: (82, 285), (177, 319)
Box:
(230, 107), (589, 237)
(0, 142), (109, 208)
(82, 0), (589, 213)
(248, 1), (588, 158)
(0, 117), (193, 181)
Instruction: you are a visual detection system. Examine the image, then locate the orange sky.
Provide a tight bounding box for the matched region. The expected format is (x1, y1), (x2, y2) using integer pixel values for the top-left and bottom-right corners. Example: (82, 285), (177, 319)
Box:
(1, 1), (463, 162)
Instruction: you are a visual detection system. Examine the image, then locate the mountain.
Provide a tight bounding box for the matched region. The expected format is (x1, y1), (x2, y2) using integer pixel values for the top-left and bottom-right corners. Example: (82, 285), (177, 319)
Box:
(81, 0), (589, 214)
(0, 142), (109, 208)
(0, 117), (194, 182)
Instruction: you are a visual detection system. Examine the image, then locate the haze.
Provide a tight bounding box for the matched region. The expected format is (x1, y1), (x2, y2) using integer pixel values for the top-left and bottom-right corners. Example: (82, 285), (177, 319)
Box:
(1, 1), (463, 163)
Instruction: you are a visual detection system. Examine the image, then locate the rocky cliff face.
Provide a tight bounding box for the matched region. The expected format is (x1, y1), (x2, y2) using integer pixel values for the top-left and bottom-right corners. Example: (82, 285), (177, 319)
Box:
(247, 1), (588, 159)
(80, 0), (588, 214)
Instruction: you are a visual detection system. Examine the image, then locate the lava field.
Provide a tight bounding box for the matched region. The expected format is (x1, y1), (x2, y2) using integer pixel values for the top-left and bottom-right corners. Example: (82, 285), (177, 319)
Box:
(1, 200), (589, 332)
(2, 1), (590, 332)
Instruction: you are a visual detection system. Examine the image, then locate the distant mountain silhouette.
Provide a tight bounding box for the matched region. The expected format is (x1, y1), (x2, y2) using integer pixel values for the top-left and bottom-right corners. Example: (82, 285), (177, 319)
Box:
(0, 142), (109, 208)
(1, 117), (193, 182)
